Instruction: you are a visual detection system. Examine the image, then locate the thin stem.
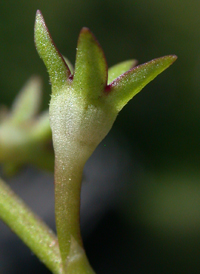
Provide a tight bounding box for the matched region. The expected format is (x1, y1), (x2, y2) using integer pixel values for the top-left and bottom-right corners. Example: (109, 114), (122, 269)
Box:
(54, 152), (95, 273)
(55, 159), (83, 261)
(0, 178), (62, 274)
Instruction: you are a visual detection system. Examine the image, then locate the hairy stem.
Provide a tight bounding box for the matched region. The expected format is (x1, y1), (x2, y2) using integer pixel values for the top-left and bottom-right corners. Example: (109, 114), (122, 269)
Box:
(54, 157), (84, 261)
(0, 178), (62, 274)
(54, 152), (95, 273)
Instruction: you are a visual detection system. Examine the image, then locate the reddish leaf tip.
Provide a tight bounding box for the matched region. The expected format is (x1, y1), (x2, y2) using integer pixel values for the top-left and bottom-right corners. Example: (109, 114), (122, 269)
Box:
(78, 27), (101, 47)
(77, 27), (100, 46)
(35, 10), (45, 24)
(80, 27), (91, 33)
(34, 10), (46, 33)
(36, 9), (42, 15)
(34, 9), (71, 85)
(170, 54), (178, 62)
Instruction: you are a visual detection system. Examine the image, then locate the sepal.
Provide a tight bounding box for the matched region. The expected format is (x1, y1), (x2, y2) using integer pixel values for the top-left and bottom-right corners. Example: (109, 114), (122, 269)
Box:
(108, 59), (137, 84)
(106, 55), (177, 111)
(11, 76), (42, 124)
(73, 28), (108, 101)
(0, 77), (53, 175)
(34, 10), (71, 93)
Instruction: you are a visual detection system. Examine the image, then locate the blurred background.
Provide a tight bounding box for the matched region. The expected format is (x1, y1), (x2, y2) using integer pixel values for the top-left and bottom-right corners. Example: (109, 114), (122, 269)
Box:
(0, 0), (200, 273)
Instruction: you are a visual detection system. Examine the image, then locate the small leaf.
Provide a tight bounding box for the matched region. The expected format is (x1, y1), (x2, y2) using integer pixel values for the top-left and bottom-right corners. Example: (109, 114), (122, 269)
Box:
(73, 28), (107, 101)
(11, 76), (42, 124)
(106, 55), (177, 111)
(108, 59), (137, 85)
(34, 10), (71, 92)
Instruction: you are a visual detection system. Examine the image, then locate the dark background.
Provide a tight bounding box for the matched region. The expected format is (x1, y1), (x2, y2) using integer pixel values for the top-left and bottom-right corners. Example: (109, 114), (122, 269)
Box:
(1, 0), (200, 273)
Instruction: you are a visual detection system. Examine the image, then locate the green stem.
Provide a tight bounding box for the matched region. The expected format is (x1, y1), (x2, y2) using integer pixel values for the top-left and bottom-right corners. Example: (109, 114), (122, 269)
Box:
(55, 158), (83, 260)
(55, 155), (95, 273)
(0, 178), (62, 274)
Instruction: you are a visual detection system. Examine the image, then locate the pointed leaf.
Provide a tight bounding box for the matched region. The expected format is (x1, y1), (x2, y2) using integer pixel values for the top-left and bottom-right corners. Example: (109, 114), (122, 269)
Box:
(10, 76), (41, 124)
(34, 10), (71, 92)
(108, 59), (137, 85)
(73, 28), (107, 100)
(106, 55), (177, 111)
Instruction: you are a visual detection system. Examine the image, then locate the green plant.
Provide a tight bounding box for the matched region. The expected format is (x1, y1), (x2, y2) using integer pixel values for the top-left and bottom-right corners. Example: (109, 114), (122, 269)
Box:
(0, 76), (53, 175)
(0, 10), (177, 274)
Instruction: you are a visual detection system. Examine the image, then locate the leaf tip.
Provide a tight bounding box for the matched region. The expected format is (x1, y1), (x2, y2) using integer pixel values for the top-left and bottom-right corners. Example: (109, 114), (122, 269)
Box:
(170, 54), (178, 64)
(36, 9), (42, 17)
(34, 10), (45, 30)
(34, 10), (47, 48)
(80, 27), (91, 34)
(77, 27), (99, 47)
(34, 10), (71, 89)
(74, 27), (108, 96)
(77, 27), (105, 54)
(159, 54), (178, 66)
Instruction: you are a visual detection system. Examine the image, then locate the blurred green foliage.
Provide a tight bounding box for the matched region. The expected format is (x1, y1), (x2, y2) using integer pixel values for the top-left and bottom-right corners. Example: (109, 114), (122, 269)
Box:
(1, 0), (200, 166)
(1, 0), (200, 273)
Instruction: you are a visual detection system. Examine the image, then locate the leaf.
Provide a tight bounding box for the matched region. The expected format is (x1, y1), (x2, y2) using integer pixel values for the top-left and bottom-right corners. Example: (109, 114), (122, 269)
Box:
(108, 59), (137, 85)
(34, 10), (71, 92)
(106, 55), (177, 111)
(11, 76), (41, 124)
(73, 28), (107, 101)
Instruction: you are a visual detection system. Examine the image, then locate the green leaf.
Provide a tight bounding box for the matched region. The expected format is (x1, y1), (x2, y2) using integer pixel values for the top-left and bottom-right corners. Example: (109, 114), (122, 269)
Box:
(73, 28), (107, 101)
(10, 76), (41, 124)
(108, 59), (137, 85)
(106, 55), (177, 111)
(34, 10), (71, 92)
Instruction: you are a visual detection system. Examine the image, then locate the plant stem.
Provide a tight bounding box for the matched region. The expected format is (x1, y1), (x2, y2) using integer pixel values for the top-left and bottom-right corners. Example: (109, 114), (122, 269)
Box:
(0, 178), (62, 274)
(55, 158), (83, 260)
(54, 155), (95, 273)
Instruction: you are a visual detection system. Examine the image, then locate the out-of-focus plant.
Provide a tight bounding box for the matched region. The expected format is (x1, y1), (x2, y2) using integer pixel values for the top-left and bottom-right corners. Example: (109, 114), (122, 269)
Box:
(0, 76), (53, 175)
(0, 10), (177, 274)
